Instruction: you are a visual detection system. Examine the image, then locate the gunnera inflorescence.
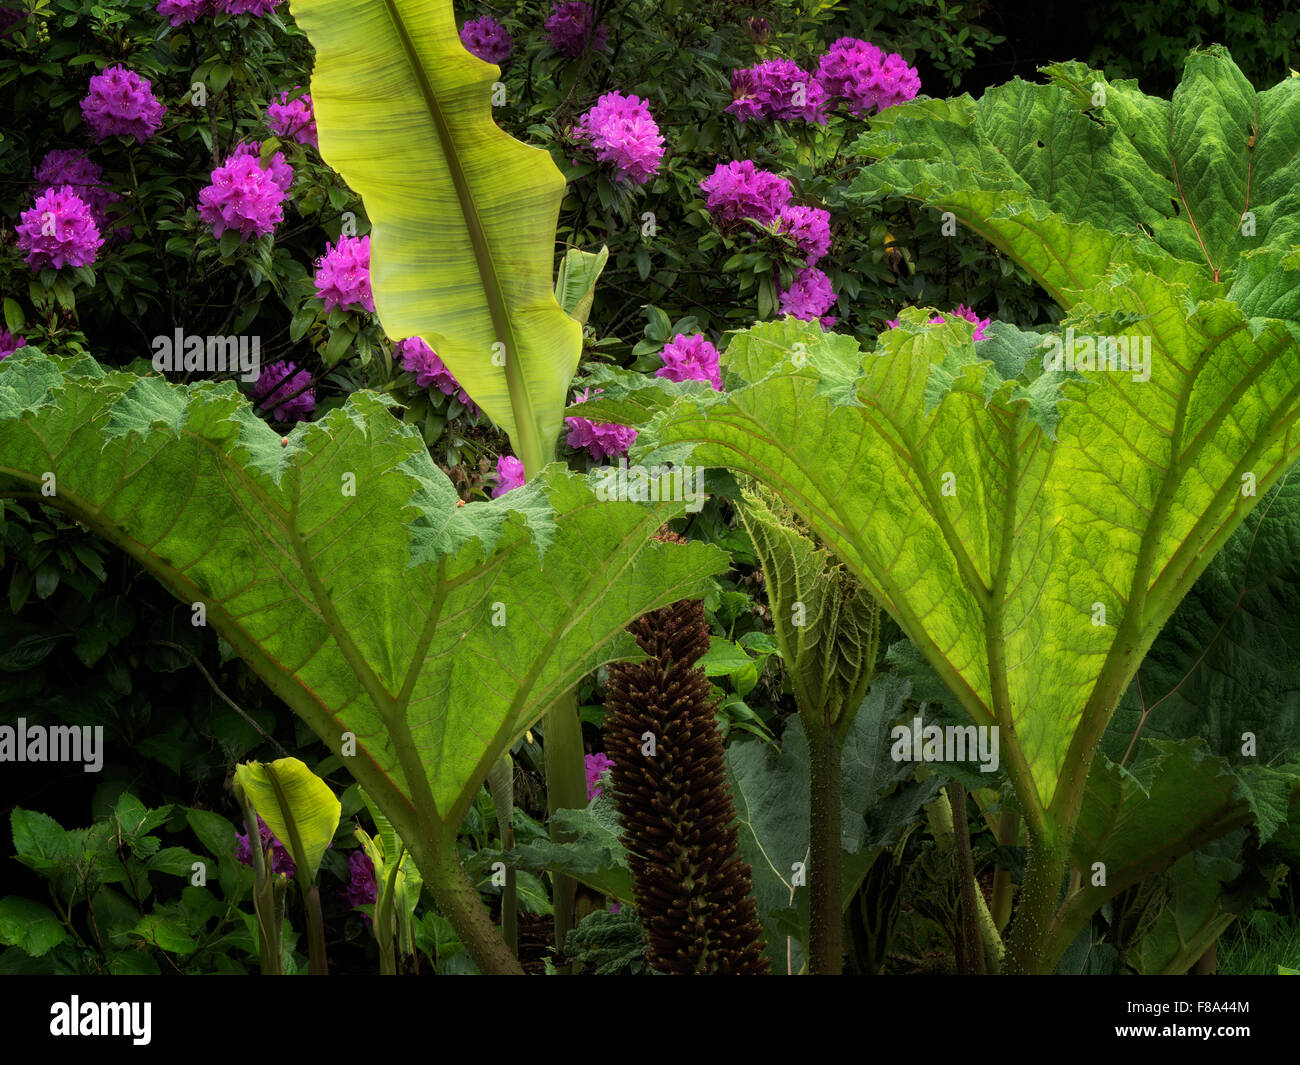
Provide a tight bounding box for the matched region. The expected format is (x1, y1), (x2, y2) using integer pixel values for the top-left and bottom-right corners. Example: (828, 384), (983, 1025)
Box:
(604, 533), (769, 974)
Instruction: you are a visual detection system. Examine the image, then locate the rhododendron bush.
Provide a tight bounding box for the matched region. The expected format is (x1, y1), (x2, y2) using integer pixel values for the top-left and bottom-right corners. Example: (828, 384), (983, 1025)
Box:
(0, 0), (1296, 997)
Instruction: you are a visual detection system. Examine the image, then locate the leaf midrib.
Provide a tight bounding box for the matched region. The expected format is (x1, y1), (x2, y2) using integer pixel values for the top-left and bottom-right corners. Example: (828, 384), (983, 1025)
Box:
(382, 0), (542, 472)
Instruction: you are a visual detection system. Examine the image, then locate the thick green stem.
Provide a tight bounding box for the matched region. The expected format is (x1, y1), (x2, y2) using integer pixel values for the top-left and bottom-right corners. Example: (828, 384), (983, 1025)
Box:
(975, 882), (1005, 974)
(807, 724), (843, 975)
(1002, 829), (1070, 975)
(544, 689), (587, 961)
(421, 831), (525, 976)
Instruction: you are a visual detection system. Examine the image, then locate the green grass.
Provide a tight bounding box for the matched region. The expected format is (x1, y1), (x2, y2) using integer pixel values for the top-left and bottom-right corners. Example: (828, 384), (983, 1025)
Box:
(1217, 910), (1300, 975)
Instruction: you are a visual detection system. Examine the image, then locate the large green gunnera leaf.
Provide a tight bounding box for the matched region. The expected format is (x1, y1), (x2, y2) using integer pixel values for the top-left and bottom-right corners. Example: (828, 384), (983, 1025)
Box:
(0, 348), (725, 848)
(633, 296), (1300, 825)
(852, 46), (1300, 309)
(621, 51), (1300, 841)
(289, 0), (581, 474)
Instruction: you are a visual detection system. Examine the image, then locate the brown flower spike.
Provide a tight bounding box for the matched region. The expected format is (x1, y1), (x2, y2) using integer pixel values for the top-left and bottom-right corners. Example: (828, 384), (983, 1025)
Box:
(604, 553), (770, 974)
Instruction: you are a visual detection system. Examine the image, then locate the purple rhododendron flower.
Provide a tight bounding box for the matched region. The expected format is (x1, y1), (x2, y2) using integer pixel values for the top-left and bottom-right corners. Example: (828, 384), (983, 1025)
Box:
(250, 360), (315, 422)
(545, 1), (606, 58)
(343, 850), (377, 910)
(816, 37), (921, 116)
(493, 455), (526, 497)
(699, 160), (792, 227)
(565, 389), (637, 461)
(656, 333), (722, 391)
(585, 752), (614, 801)
(230, 140), (294, 193)
(396, 336), (478, 414)
(945, 304), (991, 340)
(885, 305), (991, 341)
(460, 15), (513, 64)
(34, 149), (124, 236)
(726, 58), (827, 124)
(777, 266), (836, 321)
(574, 91), (664, 185)
(17, 187), (104, 270)
(775, 204), (832, 266)
(156, 0), (211, 25)
(216, 0), (281, 14)
(0, 329), (27, 360)
(81, 65), (167, 143)
(314, 235), (374, 313)
(197, 153), (286, 241)
(725, 68), (766, 123)
(235, 814), (296, 876)
(266, 90), (317, 148)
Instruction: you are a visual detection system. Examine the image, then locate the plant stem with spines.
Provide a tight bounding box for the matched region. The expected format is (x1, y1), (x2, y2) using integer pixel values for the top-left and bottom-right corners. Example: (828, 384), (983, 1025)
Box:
(807, 723), (843, 974)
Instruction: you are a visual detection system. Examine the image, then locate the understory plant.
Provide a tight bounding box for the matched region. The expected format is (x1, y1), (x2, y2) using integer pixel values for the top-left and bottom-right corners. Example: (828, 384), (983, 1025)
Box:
(589, 45), (1300, 973)
(737, 481), (879, 973)
(233, 755), (340, 974)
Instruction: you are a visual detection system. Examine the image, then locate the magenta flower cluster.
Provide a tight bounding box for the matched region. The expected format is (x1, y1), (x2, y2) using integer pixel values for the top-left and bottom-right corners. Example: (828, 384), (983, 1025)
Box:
(493, 455), (526, 497)
(699, 160), (792, 227)
(396, 337), (479, 414)
(775, 204), (831, 266)
(34, 149), (124, 238)
(656, 333), (722, 391)
(16, 187), (104, 271)
(727, 58), (828, 124)
(546, 1), (606, 58)
(727, 38), (919, 123)
(251, 361), (315, 422)
(198, 151), (288, 241)
(235, 814), (296, 876)
(217, 0), (282, 14)
(314, 235), (374, 313)
(566, 389), (637, 461)
(231, 140), (293, 192)
(343, 850), (377, 912)
(81, 65), (166, 144)
(266, 90), (317, 148)
(156, 0), (210, 24)
(700, 161), (839, 324)
(460, 15), (513, 64)
(585, 752), (614, 801)
(816, 37), (921, 114)
(574, 91), (664, 185)
(156, 0), (282, 22)
(886, 305), (991, 340)
(778, 266), (836, 325)
(0, 330), (27, 360)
